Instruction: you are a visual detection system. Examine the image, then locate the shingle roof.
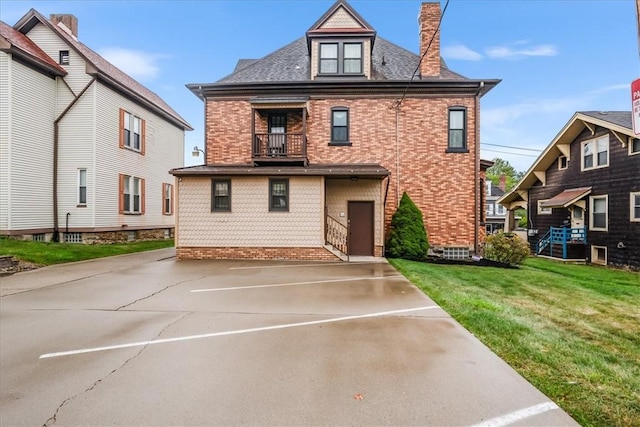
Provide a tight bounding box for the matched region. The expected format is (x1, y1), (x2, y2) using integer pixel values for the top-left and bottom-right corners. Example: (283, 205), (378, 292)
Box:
(0, 20), (66, 75)
(216, 35), (467, 84)
(579, 111), (632, 130)
(13, 9), (192, 130)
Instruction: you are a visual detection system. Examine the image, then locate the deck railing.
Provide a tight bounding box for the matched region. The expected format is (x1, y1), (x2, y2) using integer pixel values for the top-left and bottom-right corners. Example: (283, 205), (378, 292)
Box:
(536, 226), (587, 259)
(253, 133), (306, 159)
(326, 215), (348, 255)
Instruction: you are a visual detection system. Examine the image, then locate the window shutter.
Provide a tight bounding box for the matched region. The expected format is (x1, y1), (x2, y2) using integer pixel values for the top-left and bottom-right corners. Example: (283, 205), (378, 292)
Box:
(170, 183), (174, 215)
(119, 109), (125, 148)
(118, 174), (125, 213)
(141, 178), (146, 214)
(141, 119), (146, 155)
(162, 183), (166, 215)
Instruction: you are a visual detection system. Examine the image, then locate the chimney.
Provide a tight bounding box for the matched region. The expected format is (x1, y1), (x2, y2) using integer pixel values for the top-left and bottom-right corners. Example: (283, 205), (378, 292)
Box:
(50, 14), (78, 37)
(499, 175), (506, 191)
(418, 2), (441, 78)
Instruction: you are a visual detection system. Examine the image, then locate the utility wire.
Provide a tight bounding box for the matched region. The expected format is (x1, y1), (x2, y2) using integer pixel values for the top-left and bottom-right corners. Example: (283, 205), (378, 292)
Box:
(393, 0), (450, 110)
(482, 143), (542, 152)
(481, 148), (539, 158)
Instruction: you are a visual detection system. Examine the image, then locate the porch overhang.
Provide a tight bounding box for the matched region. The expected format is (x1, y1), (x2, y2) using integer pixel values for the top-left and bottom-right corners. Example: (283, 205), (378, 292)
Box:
(171, 163), (390, 179)
(250, 96), (309, 113)
(540, 187), (592, 209)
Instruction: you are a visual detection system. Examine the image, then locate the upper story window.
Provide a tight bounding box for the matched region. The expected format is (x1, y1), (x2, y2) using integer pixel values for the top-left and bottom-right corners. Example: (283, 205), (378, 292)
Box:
(330, 107), (350, 145)
(581, 135), (608, 171)
(558, 155), (568, 170)
(119, 109), (146, 154)
(59, 50), (69, 65)
(119, 174), (145, 215)
(630, 138), (640, 156)
(163, 183), (173, 215)
(447, 107), (467, 152)
(538, 200), (552, 215)
(78, 169), (87, 206)
(319, 42), (362, 75)
(631, 192), (640, 222)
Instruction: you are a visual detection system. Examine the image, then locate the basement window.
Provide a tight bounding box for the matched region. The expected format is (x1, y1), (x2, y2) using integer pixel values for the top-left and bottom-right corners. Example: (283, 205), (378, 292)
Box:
(443, 247), (469, 260)
(63, 232), (82, 243)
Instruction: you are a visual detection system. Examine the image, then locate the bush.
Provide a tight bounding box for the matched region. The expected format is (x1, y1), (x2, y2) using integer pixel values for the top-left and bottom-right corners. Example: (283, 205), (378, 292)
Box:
(483, 232), (530, 265)
(386, 192), (429, 261)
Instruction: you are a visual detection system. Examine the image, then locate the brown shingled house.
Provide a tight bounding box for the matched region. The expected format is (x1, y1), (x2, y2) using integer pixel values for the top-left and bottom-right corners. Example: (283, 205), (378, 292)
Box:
(171, 0), (500, 261)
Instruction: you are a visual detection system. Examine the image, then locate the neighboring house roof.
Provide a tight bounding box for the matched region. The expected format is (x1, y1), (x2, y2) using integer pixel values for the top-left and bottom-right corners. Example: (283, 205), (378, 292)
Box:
(171, 163), (390, 178)
(498, 111), (633, 207)
(487, 184), (505, 198)
(0, 20), (67, 76)
(540, 187), (592, 209)
(12, 9), (192, 131)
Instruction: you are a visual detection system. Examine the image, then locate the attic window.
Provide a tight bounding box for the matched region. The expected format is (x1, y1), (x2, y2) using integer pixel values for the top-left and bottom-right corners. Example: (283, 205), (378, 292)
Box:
(59, 50), (70, 65)
(558, 155), (568, 170)
(319, 42), (362, 75)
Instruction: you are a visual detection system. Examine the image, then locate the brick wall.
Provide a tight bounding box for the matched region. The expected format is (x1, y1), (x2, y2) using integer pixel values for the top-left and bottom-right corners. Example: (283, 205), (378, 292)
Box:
(177, 246), (339, 261)
(205, 95), (478, 250)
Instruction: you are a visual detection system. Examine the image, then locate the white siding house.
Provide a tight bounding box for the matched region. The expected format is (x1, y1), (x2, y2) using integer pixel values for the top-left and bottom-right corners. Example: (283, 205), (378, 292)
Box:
(0, 10), (192, 243)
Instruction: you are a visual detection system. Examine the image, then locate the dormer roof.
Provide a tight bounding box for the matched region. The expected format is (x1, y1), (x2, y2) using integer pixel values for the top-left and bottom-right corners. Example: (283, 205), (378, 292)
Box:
(305, 0), (376, 53)
(0, 20), (67, 76)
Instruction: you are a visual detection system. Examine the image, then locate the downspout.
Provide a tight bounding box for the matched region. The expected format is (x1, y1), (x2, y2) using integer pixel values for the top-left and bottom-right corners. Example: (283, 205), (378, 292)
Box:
(52, 76), (97, 242)
(395, 106), (400, 206)
(473, 82), (484, 254)
(382, 175), (391, 255)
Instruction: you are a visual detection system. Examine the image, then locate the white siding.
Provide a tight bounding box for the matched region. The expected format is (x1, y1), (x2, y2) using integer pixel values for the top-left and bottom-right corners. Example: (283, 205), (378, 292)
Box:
(0, 52), (9, 230)
(95, 82), (184, 229)
(177, 177), (324, 247)
(25, 23), (91, 98)
(3, 58), (57, 231)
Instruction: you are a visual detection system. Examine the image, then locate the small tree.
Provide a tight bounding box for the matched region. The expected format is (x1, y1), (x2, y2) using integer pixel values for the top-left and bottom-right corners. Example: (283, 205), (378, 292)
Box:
(386, 192), (429, 260)
(483, 231), (529, 265)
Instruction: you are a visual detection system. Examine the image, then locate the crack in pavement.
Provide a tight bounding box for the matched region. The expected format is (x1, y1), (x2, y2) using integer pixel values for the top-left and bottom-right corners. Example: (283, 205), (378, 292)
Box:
(115, 276), (208, 311)
(41, 311), (193, 427)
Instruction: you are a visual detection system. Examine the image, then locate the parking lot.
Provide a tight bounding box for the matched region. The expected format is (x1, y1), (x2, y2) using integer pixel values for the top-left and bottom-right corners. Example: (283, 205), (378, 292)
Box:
(0, 249), (578, 426)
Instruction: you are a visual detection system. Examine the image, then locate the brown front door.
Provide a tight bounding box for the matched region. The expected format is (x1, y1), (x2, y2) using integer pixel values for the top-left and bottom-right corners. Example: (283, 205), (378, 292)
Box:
(348, 201), (374, 256)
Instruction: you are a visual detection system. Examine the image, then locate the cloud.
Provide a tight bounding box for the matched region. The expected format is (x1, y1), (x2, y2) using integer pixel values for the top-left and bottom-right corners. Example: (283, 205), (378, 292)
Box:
(442, 44), (483, 61)
(587, 84), (630, 95)
(98, 47), (168, 80)
(485, 43), (558, 60)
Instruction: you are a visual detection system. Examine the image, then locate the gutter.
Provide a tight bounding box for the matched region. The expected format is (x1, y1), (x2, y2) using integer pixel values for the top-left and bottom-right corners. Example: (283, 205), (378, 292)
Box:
(52, 76), (96, 241)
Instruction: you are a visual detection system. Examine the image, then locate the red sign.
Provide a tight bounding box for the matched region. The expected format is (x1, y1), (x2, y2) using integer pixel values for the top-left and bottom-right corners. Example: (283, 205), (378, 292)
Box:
(633, 78), (640, 136)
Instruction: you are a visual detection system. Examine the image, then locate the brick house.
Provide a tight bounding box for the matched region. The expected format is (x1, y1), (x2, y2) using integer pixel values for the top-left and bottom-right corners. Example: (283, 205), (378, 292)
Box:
(499, 111), (640, 270)
(171, 0), (499, 260)
(0, 10), (191, 244)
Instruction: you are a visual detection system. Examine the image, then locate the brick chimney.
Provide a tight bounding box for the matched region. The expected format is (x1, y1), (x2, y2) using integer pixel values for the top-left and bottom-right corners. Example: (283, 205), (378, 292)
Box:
(50, 14), (78, 37)
(418, 2), (441, 78)
(499, 174), (507, 191)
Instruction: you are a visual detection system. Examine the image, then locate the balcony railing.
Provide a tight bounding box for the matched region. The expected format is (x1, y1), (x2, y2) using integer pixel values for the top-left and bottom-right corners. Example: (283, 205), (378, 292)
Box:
(536, 226), (587, 259)
(253, 133), (307, 164)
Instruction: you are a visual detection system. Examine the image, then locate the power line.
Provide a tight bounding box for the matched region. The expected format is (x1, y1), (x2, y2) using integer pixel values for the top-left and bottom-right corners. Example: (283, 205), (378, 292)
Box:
(482, 142), (542, 152)
(481, 148), (539, 158)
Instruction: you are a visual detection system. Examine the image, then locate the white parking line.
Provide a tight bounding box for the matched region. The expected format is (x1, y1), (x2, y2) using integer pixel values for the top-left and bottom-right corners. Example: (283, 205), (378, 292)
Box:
(191, 275), (404, 293)
(39, 305), (439, 359)
(470, 402), (560, 427)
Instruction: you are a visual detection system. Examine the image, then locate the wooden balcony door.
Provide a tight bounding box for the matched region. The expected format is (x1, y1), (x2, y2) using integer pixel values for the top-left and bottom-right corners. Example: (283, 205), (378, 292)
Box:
(268, 113), (287, 156)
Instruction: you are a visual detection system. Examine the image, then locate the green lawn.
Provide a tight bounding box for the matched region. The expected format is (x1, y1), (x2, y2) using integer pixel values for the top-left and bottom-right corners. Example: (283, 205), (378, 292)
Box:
(0, 237), (174, 266)
(389, 257), (640, 427)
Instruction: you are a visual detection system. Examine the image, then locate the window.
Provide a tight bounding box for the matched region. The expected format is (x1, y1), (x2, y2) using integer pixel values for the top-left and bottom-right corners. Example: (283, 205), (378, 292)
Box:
(581, 135), (609, 170)
(212, 179), (231, 212)
(269, 178), (289, 212)
(78, 169), (87, 205)
(331, 107), (349, 144)
(319, 42), (362, 75)
(496, 204), (505, 215)
(64, 232), (82, 243)
(163, 183), (173, 215)
(558, 155), (568, 170)
(32, 233), (45, 242)
(631, 192), (640, 222)
(119, 174), (145, 214)
(59, 50), (69, 65)
(589, 195), (608, 231)
(538, 200), (552, 215)
(487, 204), (494, 215)
(447, 107), (467, 151)
(630, 138), (640, 155)
(591, 246), (607, 266)
(119, 109), (145, 154)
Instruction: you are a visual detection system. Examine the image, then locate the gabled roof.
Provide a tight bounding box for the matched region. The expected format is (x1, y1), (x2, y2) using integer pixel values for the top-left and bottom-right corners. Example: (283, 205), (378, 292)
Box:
(0, 20), (66, 76)
(306, 0), (375, 35)
(498, 111), (634, 207)
(12, 9), (192, 131)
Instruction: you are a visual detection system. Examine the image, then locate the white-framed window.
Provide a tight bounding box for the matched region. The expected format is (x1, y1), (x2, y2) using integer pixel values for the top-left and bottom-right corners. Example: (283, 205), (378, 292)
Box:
(581, 135), (609, 171)
(163, 183), (173, 215)
(538, 200), (552, 215)
(589, 195), (608, 231)
(631, 192), (640, 222)
(487, 204), (494, 215)
(119, 174), (145, 214)
(630, 138), (640, 156)
(591, 245), (607, 266)
(558, 155), (568, 170)
(496, 204), (505, 215)
(78, 169), (87, 205)
(119, 109), (145, 154)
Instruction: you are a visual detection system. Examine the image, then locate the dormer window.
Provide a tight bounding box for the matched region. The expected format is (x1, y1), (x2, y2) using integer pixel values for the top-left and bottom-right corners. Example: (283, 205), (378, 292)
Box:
(319, 42), (362, 75)
(59, 50), (69, 65)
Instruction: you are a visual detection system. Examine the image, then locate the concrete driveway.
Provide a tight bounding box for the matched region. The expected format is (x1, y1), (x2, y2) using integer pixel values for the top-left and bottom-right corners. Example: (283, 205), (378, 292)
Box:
(0, 249), (579, 426)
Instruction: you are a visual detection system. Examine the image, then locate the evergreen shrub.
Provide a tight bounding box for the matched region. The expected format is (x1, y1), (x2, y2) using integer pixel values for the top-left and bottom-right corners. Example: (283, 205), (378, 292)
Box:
(386, 192), (429, 260)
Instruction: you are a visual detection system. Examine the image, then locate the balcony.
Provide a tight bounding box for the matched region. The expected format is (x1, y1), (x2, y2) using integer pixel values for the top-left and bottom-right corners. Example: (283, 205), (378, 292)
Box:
(252, 133), (308, 166)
